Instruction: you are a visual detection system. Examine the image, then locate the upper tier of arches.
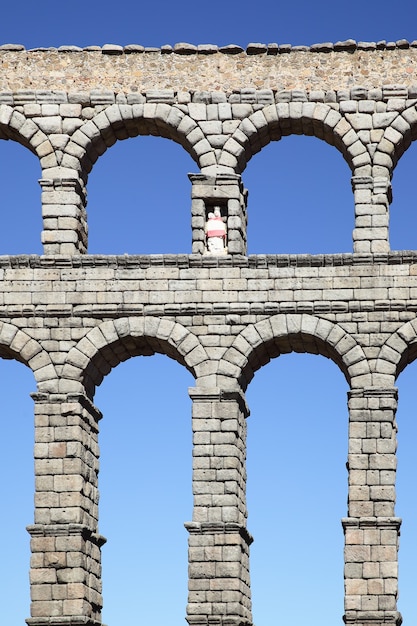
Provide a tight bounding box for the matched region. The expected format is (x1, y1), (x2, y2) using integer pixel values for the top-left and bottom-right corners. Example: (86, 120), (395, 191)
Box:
(2, 91), (417, 255)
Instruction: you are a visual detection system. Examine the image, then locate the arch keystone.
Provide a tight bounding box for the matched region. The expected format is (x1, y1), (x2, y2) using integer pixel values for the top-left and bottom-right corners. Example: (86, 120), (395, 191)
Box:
(300, 314), (319, 335)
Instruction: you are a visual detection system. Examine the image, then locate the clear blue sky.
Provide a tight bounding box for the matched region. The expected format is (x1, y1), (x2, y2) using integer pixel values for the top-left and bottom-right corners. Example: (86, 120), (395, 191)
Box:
(2, 2), (417, 626)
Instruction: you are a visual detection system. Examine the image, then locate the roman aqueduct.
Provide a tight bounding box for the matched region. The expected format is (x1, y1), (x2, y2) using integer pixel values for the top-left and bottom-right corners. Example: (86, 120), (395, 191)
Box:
(1, 39), (417, 625)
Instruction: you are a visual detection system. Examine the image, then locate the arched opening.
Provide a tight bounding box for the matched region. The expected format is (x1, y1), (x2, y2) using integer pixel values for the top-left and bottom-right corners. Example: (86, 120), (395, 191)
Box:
(0, 140), (42, 254)
(95, 354), (193, 625)
(86, 136), (196, 254)
(246, 352), (348, 625)
(243, 135), (353, 254)
(0, 358), (35, 625)
(389, 142), (417, 251)
(394, 360), (417, 623)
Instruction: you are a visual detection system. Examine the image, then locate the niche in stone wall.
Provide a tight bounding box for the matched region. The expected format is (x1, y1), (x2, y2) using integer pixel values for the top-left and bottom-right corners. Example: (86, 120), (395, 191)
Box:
(244, 135), (352, 254)
(246, 352), (347, 625)
(389, 142), (417, 251)
(0, 359), (35, 626)
(86, 136), (195, 255)
(0, 140), (42, 254)
(204, 201), (228, 255)
(94, 354), (193, 626)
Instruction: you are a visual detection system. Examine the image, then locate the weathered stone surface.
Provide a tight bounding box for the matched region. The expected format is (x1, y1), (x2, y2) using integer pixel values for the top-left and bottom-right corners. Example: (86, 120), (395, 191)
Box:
(1, 41), (415, 626)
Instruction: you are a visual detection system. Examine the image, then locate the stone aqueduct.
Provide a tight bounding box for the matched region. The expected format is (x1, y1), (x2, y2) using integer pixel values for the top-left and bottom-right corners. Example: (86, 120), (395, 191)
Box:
(2, 39), (417, 626)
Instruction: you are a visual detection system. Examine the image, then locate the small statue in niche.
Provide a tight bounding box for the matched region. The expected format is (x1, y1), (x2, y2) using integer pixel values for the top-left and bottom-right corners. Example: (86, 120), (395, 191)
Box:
(205, 206), (227, 254)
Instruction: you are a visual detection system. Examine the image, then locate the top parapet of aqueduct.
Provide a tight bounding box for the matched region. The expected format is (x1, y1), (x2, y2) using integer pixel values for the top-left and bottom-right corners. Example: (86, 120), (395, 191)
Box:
(1, 39), (417, 93)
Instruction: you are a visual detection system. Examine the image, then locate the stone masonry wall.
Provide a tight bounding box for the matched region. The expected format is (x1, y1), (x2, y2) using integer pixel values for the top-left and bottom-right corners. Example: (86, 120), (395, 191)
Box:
(2, 41), (417, 626)
(1, 40), (417, 92)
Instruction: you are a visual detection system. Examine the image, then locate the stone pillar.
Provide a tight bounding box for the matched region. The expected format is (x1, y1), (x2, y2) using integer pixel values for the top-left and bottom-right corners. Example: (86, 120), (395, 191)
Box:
(27, 392), (105, 626)
(343, 387), (401, 626)
(189, 174), (248, 255)
(352, 176), (392, 254)
(40, 178), (87, 255)
(186, 387), (253, 626)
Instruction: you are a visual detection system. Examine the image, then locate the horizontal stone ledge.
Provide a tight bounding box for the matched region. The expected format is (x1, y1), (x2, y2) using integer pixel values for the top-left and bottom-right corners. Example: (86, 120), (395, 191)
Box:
(0, 251), (417, 269)
(26, 618), (103, 626)
(189, 386), (249, 416)
(31, 392), (102, 422)
(26, 523), (107, 545)
(186, 617), (252, 626)
(1, 86), (417, 105)
(0, 298), (414, 321)
(342, 516), (402, 529)
(184, 521), (253, 545)
(187, 618), (252, 626)
(343, 610), (401, 625)
(348, 387), (398, 399)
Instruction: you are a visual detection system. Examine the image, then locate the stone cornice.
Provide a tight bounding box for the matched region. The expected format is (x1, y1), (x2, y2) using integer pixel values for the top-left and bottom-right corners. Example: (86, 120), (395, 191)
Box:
(0, 251), (416, 268)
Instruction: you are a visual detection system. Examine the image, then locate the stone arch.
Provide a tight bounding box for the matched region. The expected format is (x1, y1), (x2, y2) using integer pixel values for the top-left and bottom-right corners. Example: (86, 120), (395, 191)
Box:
(377, 318), (417, 383)
(375, 103), (417, 179)
(62, 316), (209, 398)
(0, 322), (57, 391)
(219, 102), (367, 174)
(64, 103), (211, 181)
(0, 105), (54, 166)
(219, 313), (370, 390)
